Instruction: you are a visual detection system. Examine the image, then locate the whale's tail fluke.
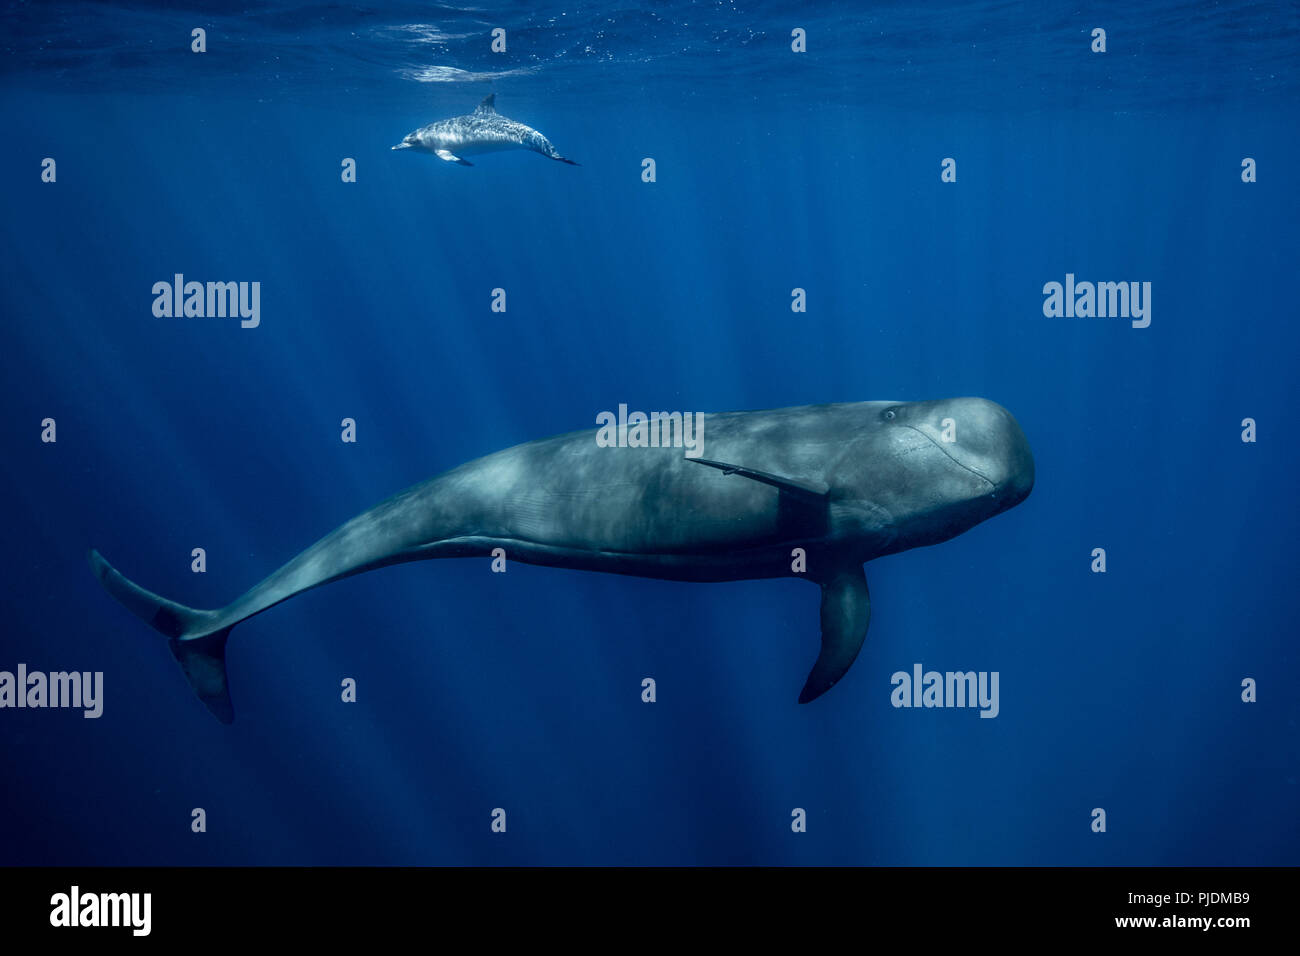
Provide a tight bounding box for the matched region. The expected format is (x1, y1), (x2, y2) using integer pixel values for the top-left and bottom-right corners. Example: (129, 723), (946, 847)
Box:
(88, 549), (236, 723)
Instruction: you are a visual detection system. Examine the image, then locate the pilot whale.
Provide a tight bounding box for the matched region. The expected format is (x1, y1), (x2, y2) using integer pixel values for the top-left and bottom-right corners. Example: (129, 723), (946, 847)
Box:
(391, 93), (578, 166)
(90, 397), (1033, 722)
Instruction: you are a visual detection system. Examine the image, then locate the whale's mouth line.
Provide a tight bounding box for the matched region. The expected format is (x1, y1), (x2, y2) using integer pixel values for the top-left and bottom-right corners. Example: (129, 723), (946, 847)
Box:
(902, 425), (997, 492)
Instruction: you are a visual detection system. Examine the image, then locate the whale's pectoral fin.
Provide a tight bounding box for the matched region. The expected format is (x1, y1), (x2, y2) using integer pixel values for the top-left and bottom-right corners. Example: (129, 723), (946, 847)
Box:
(799, 565), (871, 704)
(435, 149), (472, 166)
(690, 456), (830, 536)
(688, 457), (828, 503)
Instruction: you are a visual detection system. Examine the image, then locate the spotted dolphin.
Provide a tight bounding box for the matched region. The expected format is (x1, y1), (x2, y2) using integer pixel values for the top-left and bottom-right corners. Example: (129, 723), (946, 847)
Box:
(89, 398), (1033, 722)
(391, 93), (577, 166)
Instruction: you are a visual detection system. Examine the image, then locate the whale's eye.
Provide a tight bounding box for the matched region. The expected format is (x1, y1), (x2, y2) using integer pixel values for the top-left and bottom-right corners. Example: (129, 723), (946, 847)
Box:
(883, 409), (897, 421)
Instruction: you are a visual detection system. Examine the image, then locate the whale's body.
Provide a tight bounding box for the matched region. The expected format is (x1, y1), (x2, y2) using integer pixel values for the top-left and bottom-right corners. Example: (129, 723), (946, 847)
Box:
(90, 398), (1034, 722)
(391, 94), (577, 166)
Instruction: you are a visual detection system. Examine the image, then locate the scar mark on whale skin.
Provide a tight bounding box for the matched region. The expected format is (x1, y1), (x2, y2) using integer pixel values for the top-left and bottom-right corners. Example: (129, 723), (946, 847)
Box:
(903, 424), (996, 490)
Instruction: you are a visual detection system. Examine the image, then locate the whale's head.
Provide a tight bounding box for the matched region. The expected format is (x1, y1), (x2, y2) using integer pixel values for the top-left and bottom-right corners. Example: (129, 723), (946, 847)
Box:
(392, 131), (418, 150)
(846, 397), (1034, 553)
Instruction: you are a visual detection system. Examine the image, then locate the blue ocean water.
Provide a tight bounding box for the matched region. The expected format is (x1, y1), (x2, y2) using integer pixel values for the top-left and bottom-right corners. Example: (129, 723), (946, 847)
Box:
(1, 1), (1297, 866)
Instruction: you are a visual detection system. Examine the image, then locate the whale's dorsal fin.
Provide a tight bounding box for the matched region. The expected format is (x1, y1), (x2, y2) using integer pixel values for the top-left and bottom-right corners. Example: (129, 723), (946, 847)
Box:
(688, 457), (828, 502)
(800, 565), (871, 703)
(475, 94), (497, 114)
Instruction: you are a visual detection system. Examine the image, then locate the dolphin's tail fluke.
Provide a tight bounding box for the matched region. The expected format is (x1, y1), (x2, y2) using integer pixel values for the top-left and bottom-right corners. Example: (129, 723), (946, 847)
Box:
(88, 549), (236, 723)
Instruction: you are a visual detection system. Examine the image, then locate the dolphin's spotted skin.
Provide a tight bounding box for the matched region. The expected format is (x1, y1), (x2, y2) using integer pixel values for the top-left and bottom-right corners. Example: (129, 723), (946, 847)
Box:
(89, 398), (1033, 722)
(391, 94), (577, 166)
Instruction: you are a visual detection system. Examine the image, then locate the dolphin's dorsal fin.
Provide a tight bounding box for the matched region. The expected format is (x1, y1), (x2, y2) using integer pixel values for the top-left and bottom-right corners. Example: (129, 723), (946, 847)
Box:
(475, 93), (497, 114)
(689, 457), (829, 503)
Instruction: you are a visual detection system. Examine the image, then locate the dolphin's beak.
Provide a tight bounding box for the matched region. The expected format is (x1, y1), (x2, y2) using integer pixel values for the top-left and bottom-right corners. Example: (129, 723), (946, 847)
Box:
(392, 142), (412, 150)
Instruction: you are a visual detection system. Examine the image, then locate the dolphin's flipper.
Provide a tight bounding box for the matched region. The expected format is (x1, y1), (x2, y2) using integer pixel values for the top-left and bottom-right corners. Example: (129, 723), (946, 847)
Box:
(88, 549), (236, 723)
(435, 149), (472, 165)
(799, 565), (871, 703)
(688, 457), (829, 502)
